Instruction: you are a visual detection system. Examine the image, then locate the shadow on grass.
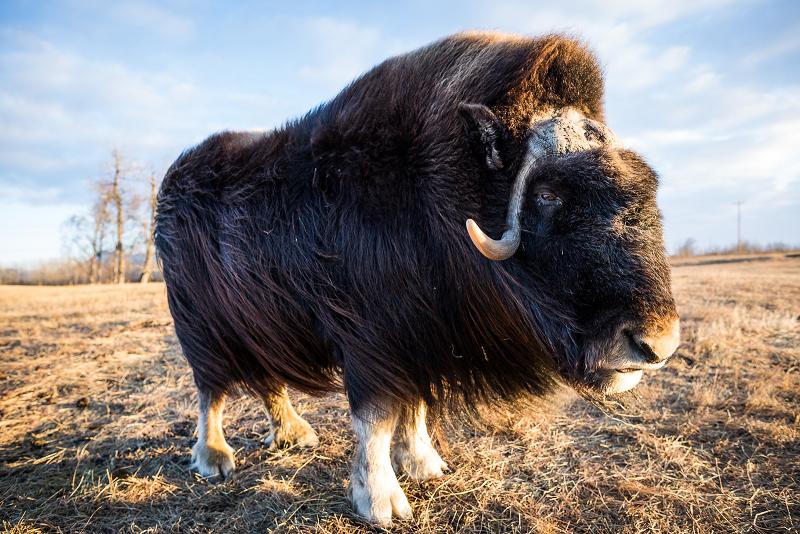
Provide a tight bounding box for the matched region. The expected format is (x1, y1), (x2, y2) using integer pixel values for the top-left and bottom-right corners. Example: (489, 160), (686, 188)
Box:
(0, 423), (364, 532)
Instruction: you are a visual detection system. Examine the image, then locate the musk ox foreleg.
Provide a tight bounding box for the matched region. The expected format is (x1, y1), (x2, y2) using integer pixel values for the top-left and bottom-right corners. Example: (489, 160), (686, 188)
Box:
(262, 386), (319, 449)
(348, 410), (413, 526)
(191, 388), (235, 479)
(392, 403), (448, 480)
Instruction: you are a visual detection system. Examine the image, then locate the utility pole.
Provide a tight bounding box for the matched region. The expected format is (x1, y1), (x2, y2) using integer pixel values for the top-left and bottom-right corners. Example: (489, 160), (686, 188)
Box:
(736, 200), (743, 254)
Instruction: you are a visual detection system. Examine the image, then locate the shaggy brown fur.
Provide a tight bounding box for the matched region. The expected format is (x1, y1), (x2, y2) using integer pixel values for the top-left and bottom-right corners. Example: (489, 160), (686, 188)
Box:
(155, 31), (676, 419)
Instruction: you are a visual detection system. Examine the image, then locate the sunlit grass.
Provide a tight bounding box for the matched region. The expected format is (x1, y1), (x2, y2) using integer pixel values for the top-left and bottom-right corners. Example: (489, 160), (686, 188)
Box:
(1, 255), (798, 532)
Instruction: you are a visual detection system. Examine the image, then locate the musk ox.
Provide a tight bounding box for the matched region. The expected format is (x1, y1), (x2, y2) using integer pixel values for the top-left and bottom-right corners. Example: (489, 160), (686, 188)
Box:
(155, 31), (680, 525)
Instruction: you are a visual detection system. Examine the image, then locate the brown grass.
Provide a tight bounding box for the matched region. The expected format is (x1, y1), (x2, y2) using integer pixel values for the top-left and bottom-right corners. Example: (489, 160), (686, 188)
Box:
(1, 256), (798, 533)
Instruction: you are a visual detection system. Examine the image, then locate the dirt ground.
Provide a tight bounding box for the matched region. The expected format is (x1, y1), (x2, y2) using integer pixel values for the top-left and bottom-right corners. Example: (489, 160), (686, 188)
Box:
(1, 255), (798, 533)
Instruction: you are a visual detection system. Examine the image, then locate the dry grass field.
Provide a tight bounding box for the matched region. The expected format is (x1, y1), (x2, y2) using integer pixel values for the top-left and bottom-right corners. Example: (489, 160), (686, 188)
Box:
(1, 255), (798, 533)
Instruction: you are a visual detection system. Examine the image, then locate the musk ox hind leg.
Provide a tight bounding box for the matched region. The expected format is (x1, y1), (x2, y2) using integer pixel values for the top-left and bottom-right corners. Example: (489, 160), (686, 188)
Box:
(191, 387), (236, 479)
(262, 386), (319, 450)
(348, 409), (413, 526)
(392, 403), (448, 480)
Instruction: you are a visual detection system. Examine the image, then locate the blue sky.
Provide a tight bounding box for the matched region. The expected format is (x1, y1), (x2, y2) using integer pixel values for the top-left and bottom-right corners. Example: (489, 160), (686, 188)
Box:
(1, 0), (798, 264)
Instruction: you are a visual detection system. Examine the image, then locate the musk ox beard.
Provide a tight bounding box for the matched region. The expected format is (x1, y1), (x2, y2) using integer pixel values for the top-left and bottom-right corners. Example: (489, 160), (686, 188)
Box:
(155, 31), (680, 525)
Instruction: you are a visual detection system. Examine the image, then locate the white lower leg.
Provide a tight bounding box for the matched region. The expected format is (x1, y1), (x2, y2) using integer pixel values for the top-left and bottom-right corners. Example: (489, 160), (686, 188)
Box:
(348, 411), (412, 526)
(392, 403), (448, 480)
(191, 389), (235, 478)
(263, 386), (318, 449)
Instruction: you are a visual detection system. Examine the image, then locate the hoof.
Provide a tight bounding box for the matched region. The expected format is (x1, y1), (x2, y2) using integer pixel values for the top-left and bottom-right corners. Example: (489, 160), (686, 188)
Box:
(264, 419), (319, 450)
(191, 441), (235, 479)
(392, 444), (449, 481)
(348, 469), (413, 527)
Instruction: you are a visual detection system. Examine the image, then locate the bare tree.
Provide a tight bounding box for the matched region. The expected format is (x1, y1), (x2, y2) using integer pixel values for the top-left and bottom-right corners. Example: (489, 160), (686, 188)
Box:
(61, 179), (113, 283)
(89, 181), (112, 283)
(139, 173), (158, 283)
(62, 215), (93, 282)
(111, 150), (126, 284)
(675, 237), (697, 258)
(57, 152), (167, 285)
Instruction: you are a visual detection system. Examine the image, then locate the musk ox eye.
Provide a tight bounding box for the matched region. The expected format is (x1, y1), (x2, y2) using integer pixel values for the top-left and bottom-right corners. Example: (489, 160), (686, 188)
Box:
(536, 191), (561, 206)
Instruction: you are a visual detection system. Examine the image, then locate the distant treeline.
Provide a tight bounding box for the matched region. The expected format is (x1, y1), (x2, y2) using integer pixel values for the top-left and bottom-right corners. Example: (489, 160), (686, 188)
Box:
(673, 238), (798, 258)
(0, 254), (163, 286)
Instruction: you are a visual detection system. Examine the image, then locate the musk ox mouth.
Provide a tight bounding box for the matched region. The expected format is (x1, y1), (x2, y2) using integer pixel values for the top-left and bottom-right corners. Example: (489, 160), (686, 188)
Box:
(592, 368), (645, 394)
(583, 318), (680, 394)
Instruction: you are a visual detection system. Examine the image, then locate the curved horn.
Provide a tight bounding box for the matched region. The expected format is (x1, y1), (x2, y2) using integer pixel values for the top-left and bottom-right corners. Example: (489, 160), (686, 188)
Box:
(466, 218), (520, 261)
(466, 144), (542, 261)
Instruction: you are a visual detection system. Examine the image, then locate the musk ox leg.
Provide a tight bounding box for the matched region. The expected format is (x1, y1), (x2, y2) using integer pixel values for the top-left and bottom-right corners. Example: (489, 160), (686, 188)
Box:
(191, 388), (235, 479)
(262, 386), (319, 450)
(348, 410), (413, 526)
(392, 403), (448, 480)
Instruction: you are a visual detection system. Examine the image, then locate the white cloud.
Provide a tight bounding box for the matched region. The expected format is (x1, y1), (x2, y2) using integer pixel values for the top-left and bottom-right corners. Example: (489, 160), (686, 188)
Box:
(606, 44), (691, 91)
(479, 0), (737, 91)
(741, 25), (800, 66)
(634, 78), (800, 177)
(626, 128), (717, 150)
(685, 65), (720, 93)
(297, 17), (385, 87)
(0, 37), (192, 147)
(109, 1), (196, 40)
(0, 33), (280, 193)
(483, 0), (740, 31)
(294, 16), (421, 91)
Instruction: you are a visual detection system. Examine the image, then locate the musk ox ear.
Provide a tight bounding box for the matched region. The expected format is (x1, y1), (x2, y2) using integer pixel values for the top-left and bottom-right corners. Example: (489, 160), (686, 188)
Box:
(458, 102), (506, 171)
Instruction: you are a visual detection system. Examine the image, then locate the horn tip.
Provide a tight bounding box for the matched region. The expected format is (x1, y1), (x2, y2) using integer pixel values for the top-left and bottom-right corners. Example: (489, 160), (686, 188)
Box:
(465, 218), (516, 261)
(465, 218), (484, 246)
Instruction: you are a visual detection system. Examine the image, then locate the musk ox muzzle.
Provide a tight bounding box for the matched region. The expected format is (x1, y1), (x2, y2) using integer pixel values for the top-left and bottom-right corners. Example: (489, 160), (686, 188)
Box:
(592, 317), (681, 394)
(466, 107), (619, 261)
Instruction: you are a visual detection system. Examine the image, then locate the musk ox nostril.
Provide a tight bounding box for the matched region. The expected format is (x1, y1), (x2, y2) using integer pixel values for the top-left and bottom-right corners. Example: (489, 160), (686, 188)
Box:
(633, 318), (681, 363)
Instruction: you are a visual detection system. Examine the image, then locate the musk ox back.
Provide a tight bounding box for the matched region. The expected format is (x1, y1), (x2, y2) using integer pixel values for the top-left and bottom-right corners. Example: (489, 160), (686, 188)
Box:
(155, 31), (680, 525)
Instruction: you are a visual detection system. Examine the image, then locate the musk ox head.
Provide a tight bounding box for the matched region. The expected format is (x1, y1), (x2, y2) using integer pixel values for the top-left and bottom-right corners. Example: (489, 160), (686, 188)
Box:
(460, 103), (680, 395)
